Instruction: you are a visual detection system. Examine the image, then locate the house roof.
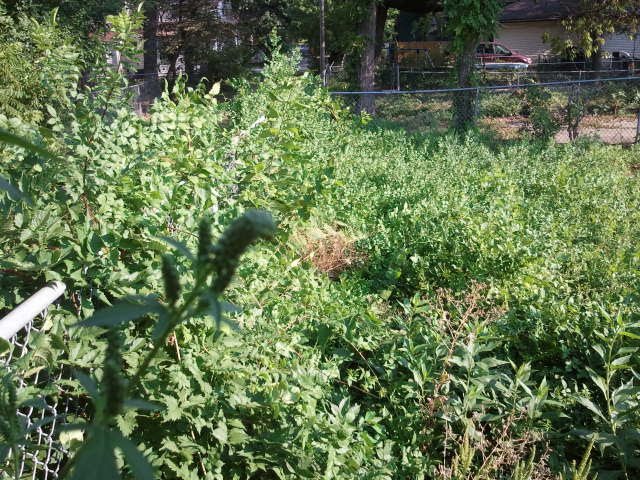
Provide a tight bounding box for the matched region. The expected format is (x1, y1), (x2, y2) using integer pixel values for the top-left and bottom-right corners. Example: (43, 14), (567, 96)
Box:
(500, 0), (580, 23)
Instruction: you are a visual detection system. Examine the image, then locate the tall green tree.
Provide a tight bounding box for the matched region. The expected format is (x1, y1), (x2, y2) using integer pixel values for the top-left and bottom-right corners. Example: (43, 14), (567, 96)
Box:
(443, 0), (502, 131)
(355, 0), (439, 113)
(1, 0), (124, 35)
(562, 0), (640, 71)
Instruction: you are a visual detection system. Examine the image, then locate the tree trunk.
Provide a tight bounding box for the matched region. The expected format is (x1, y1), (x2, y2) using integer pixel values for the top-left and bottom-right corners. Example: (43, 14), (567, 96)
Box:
(453, 38), (477, 131)
(374, 5), (388, 60)
(358, 0), (377, 115)
(143, 1), (160, 110)
(591, 38), (603, 77)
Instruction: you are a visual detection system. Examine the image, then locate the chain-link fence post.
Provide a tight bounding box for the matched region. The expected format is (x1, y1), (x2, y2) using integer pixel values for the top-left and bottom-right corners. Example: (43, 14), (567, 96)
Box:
(1, 282), (72, 479)
(474, 87), (480, 121)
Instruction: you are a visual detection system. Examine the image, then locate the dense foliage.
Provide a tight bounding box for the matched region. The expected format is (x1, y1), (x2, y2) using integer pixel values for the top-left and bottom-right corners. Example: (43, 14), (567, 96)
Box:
(1, 12), (640, 480)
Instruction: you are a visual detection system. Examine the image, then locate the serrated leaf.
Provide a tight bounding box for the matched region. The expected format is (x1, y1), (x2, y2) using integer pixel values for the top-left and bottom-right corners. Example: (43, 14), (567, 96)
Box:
(163, 396), (181, 421)
(228, 427), (249, 445)
(212, 420), (228, 444)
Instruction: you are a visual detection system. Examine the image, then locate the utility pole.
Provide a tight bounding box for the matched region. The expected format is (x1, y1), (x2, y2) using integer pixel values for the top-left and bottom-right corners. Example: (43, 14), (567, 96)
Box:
(319, 0), (326, 86)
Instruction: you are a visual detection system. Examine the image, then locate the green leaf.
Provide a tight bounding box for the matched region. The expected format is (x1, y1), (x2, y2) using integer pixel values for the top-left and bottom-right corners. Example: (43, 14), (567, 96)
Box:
(156, 236), (195, 261)
(0, 338), (10, 357)
(163, 396), (181, 421)
(69, 427), (119, 480)
(0, 128), (61, 162)
(0, 177), (32, 204)
(611, 355), (632, 368)
(74, 370), (100, 400)
(74, 296), (165, 328)
(577, 396), (606, 421)
(211, 420), (228, 445)
(592, 344), (606, 360)
(585, 367), (608, 398)
(619, 331), (640, 340)
(110, 430), (154, 480)
(123, 399), (161, 411)
(228, 427), (249, 445)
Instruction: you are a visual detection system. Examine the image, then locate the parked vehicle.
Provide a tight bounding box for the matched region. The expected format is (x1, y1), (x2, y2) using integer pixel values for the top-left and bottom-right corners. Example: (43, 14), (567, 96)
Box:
(476, 42), (532, 64)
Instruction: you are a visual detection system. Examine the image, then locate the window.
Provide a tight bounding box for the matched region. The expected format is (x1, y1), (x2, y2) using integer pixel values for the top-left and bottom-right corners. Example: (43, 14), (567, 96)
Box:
(495, 45), (511, 55)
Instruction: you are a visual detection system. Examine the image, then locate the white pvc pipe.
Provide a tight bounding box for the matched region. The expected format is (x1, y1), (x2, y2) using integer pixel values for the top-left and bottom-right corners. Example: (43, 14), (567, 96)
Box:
(0, 282), (66, 340)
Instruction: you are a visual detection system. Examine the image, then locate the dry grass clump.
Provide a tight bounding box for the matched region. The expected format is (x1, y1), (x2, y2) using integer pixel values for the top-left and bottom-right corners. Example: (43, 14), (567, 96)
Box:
(420, 283), (554, 480)
(295, 226), (366, 280)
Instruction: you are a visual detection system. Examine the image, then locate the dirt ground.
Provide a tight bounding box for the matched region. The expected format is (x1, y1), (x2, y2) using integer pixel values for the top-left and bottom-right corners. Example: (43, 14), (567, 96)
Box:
(482, 115), (638, 144)
(555, 116), (638, 144)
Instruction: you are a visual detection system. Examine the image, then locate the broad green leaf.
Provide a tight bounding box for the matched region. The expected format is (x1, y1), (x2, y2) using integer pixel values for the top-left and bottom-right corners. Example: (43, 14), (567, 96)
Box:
(123, 399), (161, 411)
(0, 128), (61, 162)
(228, 427), (249, 445)
(619, 331), (640, 340)
(585, 367), (608, 398)
(0, 338), (10, 357)
(592, 344), (606, 360)
(211, 420), (228, 445)
(577, 396), (606, 421)
(156, 236), (195, 261)
(611, 355), (632, 368)
(110, 429), (154, 480)
(163, 396), (181, 421)
(74, 370), (100, 400)
(74, 296), (165, 328)
(69, 427), (119, 480)
(0, 177), (32, 204)
(476, 357), (507, 370)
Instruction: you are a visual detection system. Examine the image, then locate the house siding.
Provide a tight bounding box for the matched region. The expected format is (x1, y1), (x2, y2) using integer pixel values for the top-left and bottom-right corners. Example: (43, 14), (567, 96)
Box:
(497, 21), (640, 60)
(603, 33), (640, 56)
(495, 21), (566, 59)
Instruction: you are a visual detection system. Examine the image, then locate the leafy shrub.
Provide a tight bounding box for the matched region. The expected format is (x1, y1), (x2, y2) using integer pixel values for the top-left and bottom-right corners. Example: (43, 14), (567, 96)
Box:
(0, 5), (81, 123)
(523, 86), (561, 140)
(2, 8), (640, 479)
(480, 91), (525, 118)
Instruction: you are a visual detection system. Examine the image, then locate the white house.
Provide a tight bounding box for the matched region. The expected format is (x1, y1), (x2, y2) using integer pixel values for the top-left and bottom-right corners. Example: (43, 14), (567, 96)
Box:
(495, 0), (640, 61)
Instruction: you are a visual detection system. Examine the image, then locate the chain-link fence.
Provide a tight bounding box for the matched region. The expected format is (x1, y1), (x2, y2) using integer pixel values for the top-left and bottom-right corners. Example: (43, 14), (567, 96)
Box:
(123, 79), (161, 116)
(1, 284), (72, 479)
(352, 47), (640, 91)
(332, 76), (640, 144)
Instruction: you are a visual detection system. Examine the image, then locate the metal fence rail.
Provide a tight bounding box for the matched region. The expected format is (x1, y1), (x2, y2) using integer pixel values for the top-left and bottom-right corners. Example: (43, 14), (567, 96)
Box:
(1, 283), (69, 480)
(331, 76), (640, 145)
(357, 47), (640, 90)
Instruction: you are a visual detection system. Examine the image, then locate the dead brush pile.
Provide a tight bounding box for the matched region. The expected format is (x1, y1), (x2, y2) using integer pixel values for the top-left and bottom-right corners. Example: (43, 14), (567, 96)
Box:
(295, 226), (366, 280)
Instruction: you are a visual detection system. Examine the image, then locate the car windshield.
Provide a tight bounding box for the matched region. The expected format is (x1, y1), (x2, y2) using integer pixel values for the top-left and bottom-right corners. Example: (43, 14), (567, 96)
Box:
(495, 45), (511, 55)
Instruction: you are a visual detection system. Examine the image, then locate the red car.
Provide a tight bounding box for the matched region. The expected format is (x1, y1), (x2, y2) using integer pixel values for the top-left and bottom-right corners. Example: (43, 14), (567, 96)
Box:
(476, 42), (532, 64)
